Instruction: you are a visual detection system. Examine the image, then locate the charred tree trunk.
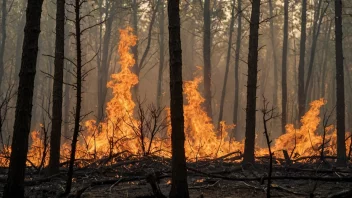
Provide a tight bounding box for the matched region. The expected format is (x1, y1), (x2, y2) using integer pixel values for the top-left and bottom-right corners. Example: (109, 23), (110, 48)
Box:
(168, 0), (189, 197)
(157, 0), (165, 108)
(298, 0), (307, 119)
(320, 21), (332, 98)
(3, 0), (44, 197)
(64, 0), (82, 194)
(268, 0), (278, 108)
(0, 0), (7, 86)
(233, 0), (242, 140)
(243, 0), (261, 164)
(131, 0), (139, 96)
(218, 0), (235, 129)
(281, 0), (288, 134)
(304, 0), (327, 101)
(98, 3), (113, 122)
(14, 8), (26, 79)
(203, 0), (212, 119)
(335, 0), (346, 166)
(48, 0), (65, 176)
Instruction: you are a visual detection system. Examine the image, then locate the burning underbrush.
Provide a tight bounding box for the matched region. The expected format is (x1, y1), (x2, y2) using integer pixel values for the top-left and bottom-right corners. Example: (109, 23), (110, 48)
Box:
(0, 27), (350, 169)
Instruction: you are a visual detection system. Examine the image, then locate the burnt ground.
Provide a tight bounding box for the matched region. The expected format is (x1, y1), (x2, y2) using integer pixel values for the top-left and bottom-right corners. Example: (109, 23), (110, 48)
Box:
(0, 153), (352, 198)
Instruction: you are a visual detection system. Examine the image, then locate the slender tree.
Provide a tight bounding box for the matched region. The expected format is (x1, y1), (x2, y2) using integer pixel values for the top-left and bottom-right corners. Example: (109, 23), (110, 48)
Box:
(218, 0), (235, 129)
(3, 0), (44, 197)
(243, 0), (261, 164)
(203, 0), (213, 119)
(298, 0), (307, 118)
(64, 0), (83, 194)
(233, 0), (242, 139)
(157, 0), (165, 108)
(268, 0), (278, 107)
(0, 0), (7, 85)
(168, 0), (189, 197)
(48, 0), (65, 175)
(335, 0), (346, 166)
(281, 0), (288, 133)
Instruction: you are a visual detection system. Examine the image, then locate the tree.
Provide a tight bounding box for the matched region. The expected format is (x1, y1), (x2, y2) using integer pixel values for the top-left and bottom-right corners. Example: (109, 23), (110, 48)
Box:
(233, 0), (242, 139)
(281, 0), (288, 134)
(335, 0), (346, 166)
(203, 0), (212, 119)
(48, 0), (65, 175)
(3, 0), (44, 197)
(243, 0), (261, 164)
(0, 0), (8, 86)
(268, 0), (278, 107)
(218, 0), (235, 129)
(156, 0), (165, 108)
(168, 0), (189, 197)
(298, 0), (307, 119)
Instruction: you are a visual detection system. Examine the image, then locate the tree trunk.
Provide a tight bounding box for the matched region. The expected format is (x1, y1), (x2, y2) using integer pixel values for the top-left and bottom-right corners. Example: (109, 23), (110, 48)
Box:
(168, 0), (189, 197)
(0, 0), (7, 86)
(203, 0), (212, 119)
(298, 0), (307, 119)
(3, 0), (44, 197)
(281, 0), (288, 134)
(304, 0), (327, 100)
(131, 0), (139, 95)
(98, 3), (113, 122)
(157, 0), (165, 108)
(243, 0), (261, 164)
(335, 0), (346, 166)
(65, 0), (82, 194)
(233, 0), (242, 140)
(14, 8), (26, 80)
(320, 20), (332, 98)
(218, 0), (235, 130)
(268, 0), (278, 108)
(48, 0), (65, 176)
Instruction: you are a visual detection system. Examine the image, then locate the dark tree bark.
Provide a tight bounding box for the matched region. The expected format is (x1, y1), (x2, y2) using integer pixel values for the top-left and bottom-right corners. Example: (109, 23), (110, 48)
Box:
(14, 8), (26, 79)
(97, 2), (113, 122)
(157, 0), (165, 108)
(218, 0), (235, 129)
(281, 0), (288, 134)
(335, 0), (346, 166)
(304, 0), (328, 100)
(233, 0), (242, 140)
(64, 0), (83, 194)
(298, 0), (307, 119)
(243, 0), (261, 164)
(0, 0), (7, 86)
(168, 0), (189, 197)
(3, 0), (44, 197)
(320, 20), (332, 98)
(131, 0), (139, 86)
(203, 0), (212, 119)
(48, 0), (65, 176)
(268, 0), (278, 107)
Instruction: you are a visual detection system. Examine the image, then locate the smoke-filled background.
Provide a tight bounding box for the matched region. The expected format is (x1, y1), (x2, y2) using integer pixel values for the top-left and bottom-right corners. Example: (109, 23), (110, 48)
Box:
(1, 0), (352, 148)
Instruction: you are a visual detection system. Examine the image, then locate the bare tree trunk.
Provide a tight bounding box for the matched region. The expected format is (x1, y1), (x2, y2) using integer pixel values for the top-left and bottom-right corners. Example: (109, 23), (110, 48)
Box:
(131, 0), (139, 95)
(320, 20), (332, 98)
(335, 0), (346, 166)
(157, 0), (165, 108)
(0, 0), (7, 86)
(14, 7), (26, 79)
(168, 0), (189, 197)
(298, 0), (307, 119)
(98, 2), (113, 122)
(281, 0), (288, 134)
(268, 0), (278, 107)
(65, 0), (82, 194)
(203, 0), (212, 119)
(233, 0), (242, 140)
(3, 0), (44, 197)
(48, 0), (65, 176)
(304, 0), (328, 100)
(218, 0), (235, 130)
(243, 0), (261, 164)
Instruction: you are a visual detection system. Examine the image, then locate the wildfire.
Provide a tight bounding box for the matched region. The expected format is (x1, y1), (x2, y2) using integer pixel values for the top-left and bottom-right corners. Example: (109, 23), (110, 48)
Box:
(0, 27), (350, 167)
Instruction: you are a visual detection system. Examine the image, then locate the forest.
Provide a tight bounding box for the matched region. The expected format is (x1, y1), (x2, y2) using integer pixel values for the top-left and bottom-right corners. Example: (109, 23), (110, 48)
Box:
(0, 0), (352, 197)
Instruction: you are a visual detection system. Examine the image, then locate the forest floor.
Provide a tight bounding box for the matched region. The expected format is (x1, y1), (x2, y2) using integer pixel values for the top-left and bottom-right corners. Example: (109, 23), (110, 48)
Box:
(0, 153), (352, 198)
